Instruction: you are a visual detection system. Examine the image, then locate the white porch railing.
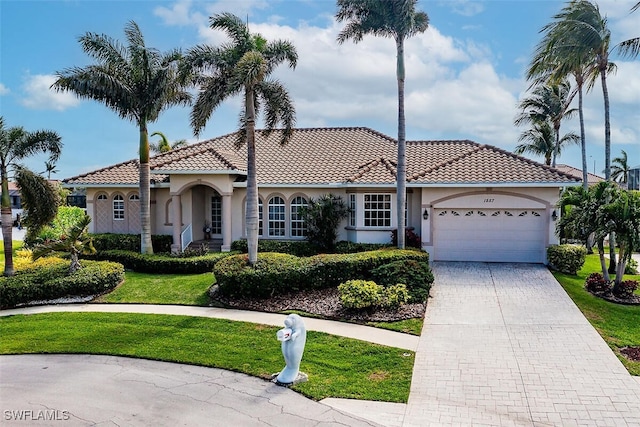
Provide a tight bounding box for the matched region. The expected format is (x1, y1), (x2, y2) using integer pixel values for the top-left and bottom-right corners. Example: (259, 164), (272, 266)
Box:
(181, 223), (193, 251)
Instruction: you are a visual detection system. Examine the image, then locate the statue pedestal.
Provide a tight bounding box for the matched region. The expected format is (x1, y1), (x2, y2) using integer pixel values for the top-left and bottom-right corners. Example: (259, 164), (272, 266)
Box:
(271, 372), (308, 387)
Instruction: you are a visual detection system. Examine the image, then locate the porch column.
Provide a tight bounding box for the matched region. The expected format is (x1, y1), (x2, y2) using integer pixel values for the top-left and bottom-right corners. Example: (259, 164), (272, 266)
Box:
(221, 194), (232, 252)
(171, 194), (182, 254)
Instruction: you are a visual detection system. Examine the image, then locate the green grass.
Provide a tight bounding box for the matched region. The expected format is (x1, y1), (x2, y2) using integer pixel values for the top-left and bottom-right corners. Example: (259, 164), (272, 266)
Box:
(96, 272), (214, 305)
(0, 240), (24, 264)
(552, 254), (640, 375)
(0, 312), (414, 402)
(367, 318), (424, 335)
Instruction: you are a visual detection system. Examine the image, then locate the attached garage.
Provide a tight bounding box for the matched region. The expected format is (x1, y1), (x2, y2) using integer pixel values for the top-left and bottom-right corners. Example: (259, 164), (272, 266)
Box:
(429, 192), (551, 264)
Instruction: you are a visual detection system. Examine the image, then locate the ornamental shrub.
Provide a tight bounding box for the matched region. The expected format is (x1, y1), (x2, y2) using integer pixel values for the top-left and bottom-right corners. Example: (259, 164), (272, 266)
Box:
(230, 239), (390, 256)
(0, 260), (124, 309)
(625, 258), (638, 275)
(25, 206), (86, 247)
(585, 272), (610, 294)
(338, 280), (382, 309)
(612, 280), (638, 300)
(381, 283), (410, 309)
(391, 228), (422, 249)
(547, 244), (587, 275)
(371, 259), (433, 302)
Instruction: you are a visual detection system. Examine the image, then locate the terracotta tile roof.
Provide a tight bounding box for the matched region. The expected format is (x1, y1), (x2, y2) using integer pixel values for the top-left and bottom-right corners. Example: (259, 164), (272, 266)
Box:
(63, 127), (580, 187)
(555, 164), (605, 185)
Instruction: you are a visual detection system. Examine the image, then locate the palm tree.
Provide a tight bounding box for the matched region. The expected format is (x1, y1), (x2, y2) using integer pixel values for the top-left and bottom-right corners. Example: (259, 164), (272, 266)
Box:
(514, 79), (577, 168)
(529, 25), (594, 190)
(32, 213), (95, 274)
(0, 117), (62, 276)
(545, 1), (615, 180)
(336, 0), (429, 249)
(610, 149), (630, 186)
(42, 160), (58, 180)
(616, 2), (639, 58)
(514, 118), (579, 166)
(52, 21), (191, 254)
(149, 131), (189, 154)
(183, 13), (297, 265)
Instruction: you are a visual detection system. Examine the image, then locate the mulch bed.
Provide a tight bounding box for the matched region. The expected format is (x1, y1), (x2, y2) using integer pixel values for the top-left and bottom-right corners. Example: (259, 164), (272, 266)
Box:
(212, 287), (426, 322)
(620, 347), (640, 362)
(585, 288), (640, 305)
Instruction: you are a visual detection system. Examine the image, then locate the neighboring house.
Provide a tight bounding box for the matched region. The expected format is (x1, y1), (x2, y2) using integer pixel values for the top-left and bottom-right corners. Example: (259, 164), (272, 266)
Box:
(554, 164), (605, 186)
(63, 127), (580, 263)
(629, 165), (640, 191)
(0, 182), (24, 223)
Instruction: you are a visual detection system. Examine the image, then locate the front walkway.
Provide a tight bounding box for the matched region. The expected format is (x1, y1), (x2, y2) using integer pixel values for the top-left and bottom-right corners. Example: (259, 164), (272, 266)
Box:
(404, 262), (640, 426)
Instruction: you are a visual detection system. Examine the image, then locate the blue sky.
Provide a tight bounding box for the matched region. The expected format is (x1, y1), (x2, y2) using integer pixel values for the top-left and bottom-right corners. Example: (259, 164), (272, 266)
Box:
(1, 0), (638, 180)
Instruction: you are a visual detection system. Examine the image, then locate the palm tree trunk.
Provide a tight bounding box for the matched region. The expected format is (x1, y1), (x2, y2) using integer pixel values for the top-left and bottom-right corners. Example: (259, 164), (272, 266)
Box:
(1, 167), (14, 276)
(601, 70), (611, 181)
(395, 37), (406, 250)
(245, 88), (259, 266)
(577, 81), (588, 191)
(597, 240), (610, 282)
(551, 125), (560, 168)
(139, 123), (154, 254)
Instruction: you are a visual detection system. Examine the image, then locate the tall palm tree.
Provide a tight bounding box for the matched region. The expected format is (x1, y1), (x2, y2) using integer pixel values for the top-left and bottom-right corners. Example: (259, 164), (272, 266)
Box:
(336, 0), (428, 249)
(149, 131), (188, 154)
(529, 27), (594, 190)
(183, 13), (297, 265)
(616, 2), (640, 58)
(52, 21), (191, 254)
(610, 149), (630, 186)
(42, 160), (58, 180)
(514, 118), (579, 166)
(514, 79), (577, 168)
(0, 117), (62, 276)
(545, 1), (615, 180)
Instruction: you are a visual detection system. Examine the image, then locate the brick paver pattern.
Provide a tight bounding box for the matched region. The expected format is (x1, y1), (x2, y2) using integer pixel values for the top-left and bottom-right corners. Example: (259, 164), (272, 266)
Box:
(404, 262), (640, 427)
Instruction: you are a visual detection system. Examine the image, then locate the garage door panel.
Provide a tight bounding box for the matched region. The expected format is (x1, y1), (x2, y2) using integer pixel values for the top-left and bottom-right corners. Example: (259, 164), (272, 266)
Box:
(433, 208), (546, 263)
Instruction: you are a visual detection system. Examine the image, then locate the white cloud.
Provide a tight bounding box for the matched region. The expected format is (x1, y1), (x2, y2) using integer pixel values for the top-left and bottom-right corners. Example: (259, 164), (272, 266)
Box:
(20, 74), (81, 111)
(154, 0), (195, 26)
(445, 0), (485, 17)
(0, 83), (9, 95)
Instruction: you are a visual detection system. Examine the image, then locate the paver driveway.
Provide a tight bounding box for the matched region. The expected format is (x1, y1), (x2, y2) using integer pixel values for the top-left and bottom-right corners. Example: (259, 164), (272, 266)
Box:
(404, 262), (640, 427)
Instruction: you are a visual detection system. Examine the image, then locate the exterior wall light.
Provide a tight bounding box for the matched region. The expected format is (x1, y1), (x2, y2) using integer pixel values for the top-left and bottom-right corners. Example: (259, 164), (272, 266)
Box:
(551, 210), (558, 221)
(423, 209), (429, 220)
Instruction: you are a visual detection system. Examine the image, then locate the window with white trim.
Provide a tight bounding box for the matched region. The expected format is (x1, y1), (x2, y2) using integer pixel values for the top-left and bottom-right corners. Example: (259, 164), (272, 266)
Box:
(364, 194), (391, 227)
(349, 194), (356, 227)
(268, 196), (286, 236)
(258, 199), (263, 236)
(211, 195), (222, 234)
(113, 195), (125, 220)
(290, 196), (307, 237)
(129, 194), (140, 201)
(97, 194), (107, 200)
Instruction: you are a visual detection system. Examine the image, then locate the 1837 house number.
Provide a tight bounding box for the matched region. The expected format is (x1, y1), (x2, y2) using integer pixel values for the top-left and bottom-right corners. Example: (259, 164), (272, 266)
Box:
(484, 198), (494, 203)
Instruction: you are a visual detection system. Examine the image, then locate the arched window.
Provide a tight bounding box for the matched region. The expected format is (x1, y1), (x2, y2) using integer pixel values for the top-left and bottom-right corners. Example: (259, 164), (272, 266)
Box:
(129, 194), (140, 201)
(268, 196), (285, 236)
(97, 194), (107, 200)
(113, 195), (125, 220)
(290, 196), (307, 237)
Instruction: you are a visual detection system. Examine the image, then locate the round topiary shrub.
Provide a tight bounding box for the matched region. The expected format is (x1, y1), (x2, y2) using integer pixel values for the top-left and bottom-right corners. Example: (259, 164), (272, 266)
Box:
(338, 280), (382, 309)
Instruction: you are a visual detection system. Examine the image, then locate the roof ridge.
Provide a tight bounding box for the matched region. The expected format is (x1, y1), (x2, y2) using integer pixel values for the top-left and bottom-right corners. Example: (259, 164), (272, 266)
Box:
(486, 145), (580, 181)
(152, 145), (221, 169)
(409, 144), (484, 181)
(210, 149), (240, 170)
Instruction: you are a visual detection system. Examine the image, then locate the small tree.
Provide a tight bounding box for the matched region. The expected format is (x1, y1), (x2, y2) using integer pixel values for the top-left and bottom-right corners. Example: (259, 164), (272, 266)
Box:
(32, 213), (95, 273)
(299, 194), (349, 252)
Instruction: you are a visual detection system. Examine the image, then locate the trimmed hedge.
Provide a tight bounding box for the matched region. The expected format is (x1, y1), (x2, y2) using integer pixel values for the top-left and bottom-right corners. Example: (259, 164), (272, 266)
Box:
(214, 249), (429, 298)
(547, 244), (587, 275)
(371, 259), (434, 302)
(87, 250), (231, 274)
(90, 233), (173, 253)
(230, 239), (391, 256)
(0, 260), (124, 309)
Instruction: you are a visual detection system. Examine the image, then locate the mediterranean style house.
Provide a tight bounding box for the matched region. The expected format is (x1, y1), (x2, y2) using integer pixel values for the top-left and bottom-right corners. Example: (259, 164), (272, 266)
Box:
(63, 127), (580, 263)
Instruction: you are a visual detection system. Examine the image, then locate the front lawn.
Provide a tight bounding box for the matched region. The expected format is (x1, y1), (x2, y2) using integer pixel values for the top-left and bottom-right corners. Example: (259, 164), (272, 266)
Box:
(552, 254), (640, 375)
(95, 272), (214, 306)
(0, 312), (414, 402)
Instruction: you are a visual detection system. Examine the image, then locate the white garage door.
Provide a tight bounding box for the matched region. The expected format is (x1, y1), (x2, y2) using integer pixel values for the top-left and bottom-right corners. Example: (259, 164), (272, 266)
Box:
(433, 208), (546, 263)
